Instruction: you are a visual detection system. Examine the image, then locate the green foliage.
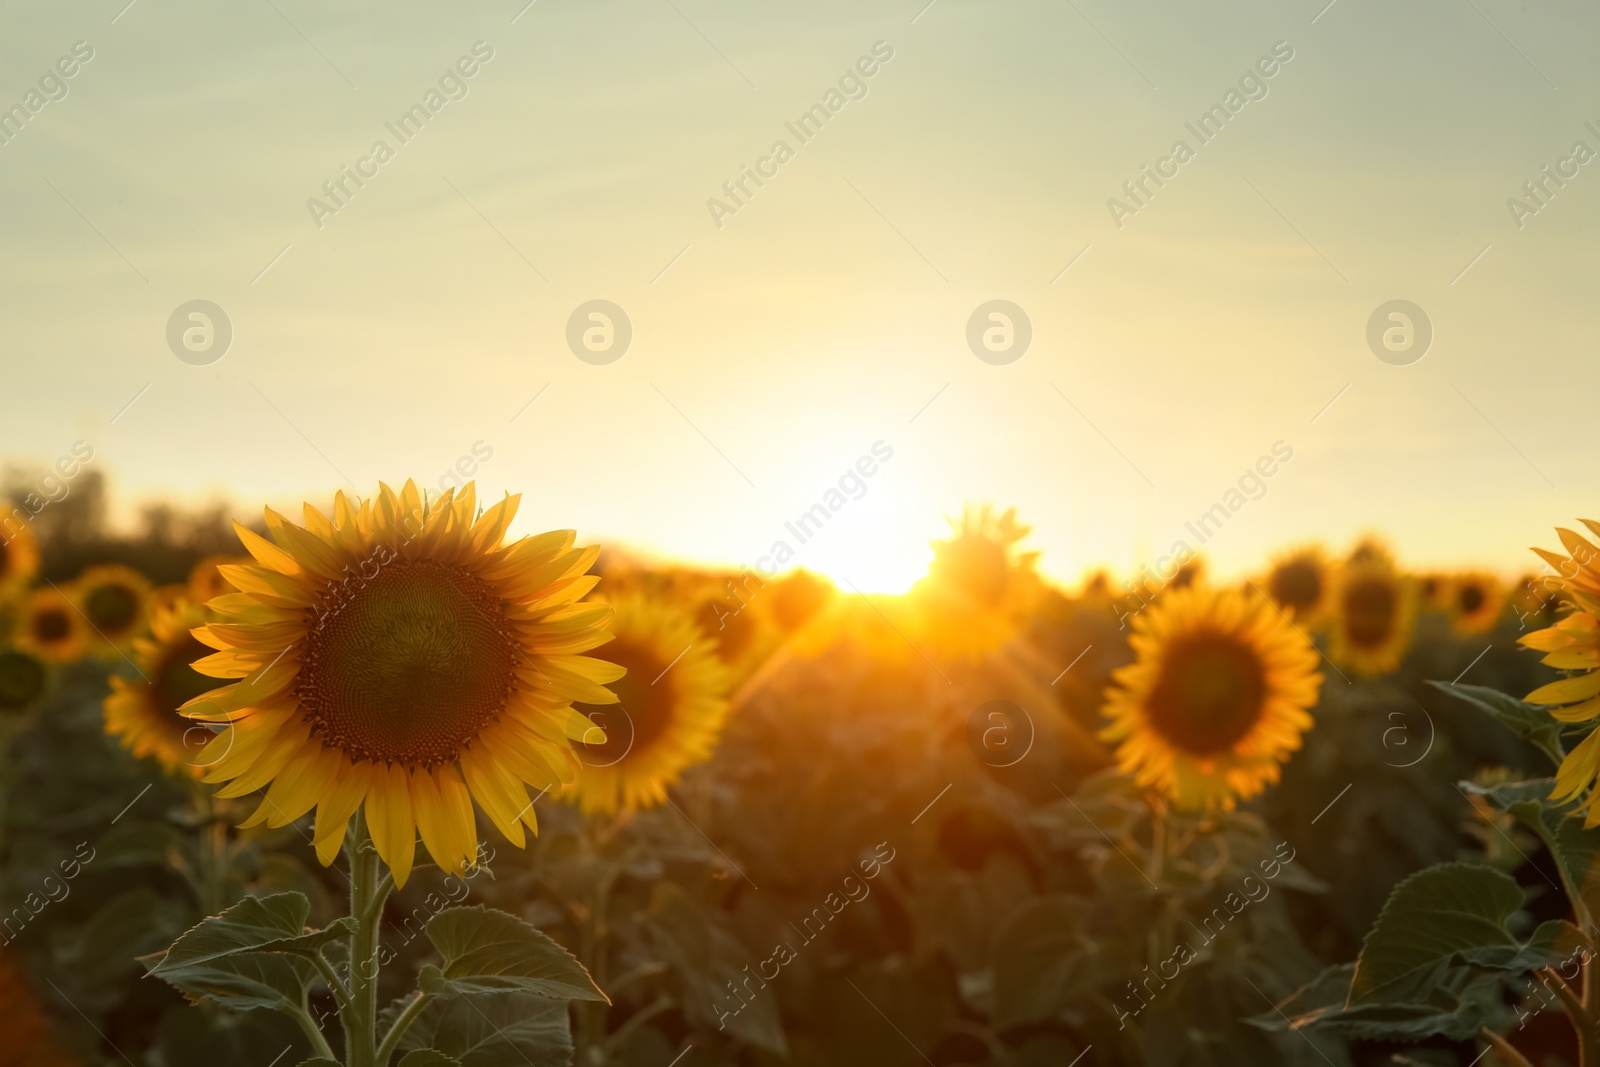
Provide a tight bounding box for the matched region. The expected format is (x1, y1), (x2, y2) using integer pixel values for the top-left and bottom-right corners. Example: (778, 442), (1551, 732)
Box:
(1427, 680), (1568, 768)
(392, 991), (573, 1067)
(419, 905), (607, 1002)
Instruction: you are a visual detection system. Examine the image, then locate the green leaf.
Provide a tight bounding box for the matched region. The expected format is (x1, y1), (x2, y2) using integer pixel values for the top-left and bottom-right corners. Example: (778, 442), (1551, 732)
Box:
(1462, 777), (1600, 931)
(1351, 862), (1546, 1004)
(1250, 965), (1504, 1042)
(1428, 681), (1566, 766)
(421, 905), (606, 1002)
(398, 991), (572, 1067)
(990, 896), (1096, 1029)
(151, 892), (355, 977)
(397, 1051), (464, 1067)
(297, 1060), (343, 1067)
(150, 951), (321, 1012)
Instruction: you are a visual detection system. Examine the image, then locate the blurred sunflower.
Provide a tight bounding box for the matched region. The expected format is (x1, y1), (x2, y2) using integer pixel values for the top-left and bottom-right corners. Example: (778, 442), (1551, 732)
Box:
(1168, 556), (1205, 591)
(766, 569), (834, 634)
(1417, 573), (1450, 612)
(1514, 574), (1565, 629)
(0, 525), (39, 594)
(104, 597), (219, 776)
(1101, 586), (1322, 810)
(148, 583), (188, 614)
(189, 554), (248, 606)
(908, 505), (1040, 660)
(184, 481), (621, 885)
(1449, 571), (1505, 635)
(1262, 546), (1329, 623)
(0, 648), (50, 719)
(74, 563), (152, 655)
(569, 592), (730, 814)
(1521, 522), (1600, 824)
(1328, 552), (1416, 676)
(16, 587), (87, 664)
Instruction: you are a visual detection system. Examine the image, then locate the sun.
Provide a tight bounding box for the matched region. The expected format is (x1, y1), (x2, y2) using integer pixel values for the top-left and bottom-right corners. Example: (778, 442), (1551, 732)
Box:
(566, 591), (731, 814)
(184, 480), (622, 886)
(1100, 585), (1323, 810)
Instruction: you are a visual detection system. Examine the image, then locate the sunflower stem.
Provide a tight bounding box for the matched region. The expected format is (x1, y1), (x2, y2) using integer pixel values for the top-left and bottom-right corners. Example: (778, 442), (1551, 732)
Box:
(346, 810), (390, 1067)
(374, 989), (432, 1066)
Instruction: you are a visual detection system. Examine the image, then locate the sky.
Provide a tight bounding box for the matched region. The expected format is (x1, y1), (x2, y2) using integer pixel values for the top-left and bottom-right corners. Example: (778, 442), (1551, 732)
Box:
(2, 0), (1597, 593)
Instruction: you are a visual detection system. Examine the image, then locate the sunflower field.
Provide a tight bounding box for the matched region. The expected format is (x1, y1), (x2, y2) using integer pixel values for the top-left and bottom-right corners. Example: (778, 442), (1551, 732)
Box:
(3, 471), (1598, 1067)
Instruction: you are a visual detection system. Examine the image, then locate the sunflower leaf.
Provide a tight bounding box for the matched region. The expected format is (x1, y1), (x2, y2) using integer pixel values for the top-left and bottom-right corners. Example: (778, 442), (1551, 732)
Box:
(396, 990), (573, 1067)
(397, 1051), (464, 1067)
(1427, 681), (1566, 767)
(1247, 964), (1506, 1042)
(991, 896), (1098, 1029)
(149, 892), (356, 977)
(1461, 777), (1600, 933)
(1349, 862), (1568, 1004)
(149, 950), (321, 1013)
(421, 905), (607, 1002)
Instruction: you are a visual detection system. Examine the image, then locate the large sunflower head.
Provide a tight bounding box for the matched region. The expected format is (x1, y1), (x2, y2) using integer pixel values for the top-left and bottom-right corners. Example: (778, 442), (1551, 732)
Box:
(16, 587), (88, 664)
(105, 597), (220, 777)
(0, 525), (40, 594)
(74, 564), (153, 655)
(1100, 586), (1322, 810)
(1449, 571), (1505, 635)
(910, 505), (1040, 659)
(185, 481), (621, 886)
(1327, 555), (1416, 677)
(1262, 546), (1329, 624)
(1520, 522), (1600, 823)
(568, 592), (731, 815)
(0, 648), (51, 719)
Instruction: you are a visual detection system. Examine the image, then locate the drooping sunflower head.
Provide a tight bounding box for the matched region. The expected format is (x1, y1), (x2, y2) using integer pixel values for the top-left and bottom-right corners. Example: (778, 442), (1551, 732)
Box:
(1520, 522), (1600, 824)
(1263, 546), (1329, 623)
(105, 597), (221, 777)
(568, 592), (731, 815)
(16, 587), (88, 664)
(1100, 586), (1322, 810)
(185, 481), (621, 886)
(911, 505), (1040, 659)
(1449, 571), (1505, 635)
(73, 564), (152, 655)
(1328, 555), (1416, 677)
(0, 648), (51, 719)
(0, 525), (40, 593)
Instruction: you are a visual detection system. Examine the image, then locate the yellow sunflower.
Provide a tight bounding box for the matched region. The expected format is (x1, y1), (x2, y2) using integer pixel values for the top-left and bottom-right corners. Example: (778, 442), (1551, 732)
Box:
(0, 524), (40, 594)
(189, 555), (248, 606)
(1514, 573), (1565, 629)
(16, 587), (88, 664)
(0, 648), (50, 719)
(184, 481), (621, 886)
(907, 505), (1040, 660)
(104, 598), (218, 776)
(1521, 522), (1600, 824)
(1327, 553), (1416, 677)
(1101, 586), (1322, 810)
(568, 592), (731, 814)
(74, 564), (152, 656)
(765, 569), (834, 635)
(1262, 546), (1330, 624)
(1449, 571), (1505, 635)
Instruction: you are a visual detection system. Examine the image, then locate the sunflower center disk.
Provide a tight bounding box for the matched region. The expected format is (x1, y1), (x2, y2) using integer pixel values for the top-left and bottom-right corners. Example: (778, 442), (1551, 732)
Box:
(1459, 585), (1485, 613)
(86, 584), (140, 632)
(1271, 562), (1320, 610)
(1145, 631), (1268, 756)
(157, 635), (224, 717)
(574, 639), (672, 764)
(0, 651), (46, 711)
(1343, 578), (1396, 647)
(298, 559), (516, 766)
(35, 609), (71, 643)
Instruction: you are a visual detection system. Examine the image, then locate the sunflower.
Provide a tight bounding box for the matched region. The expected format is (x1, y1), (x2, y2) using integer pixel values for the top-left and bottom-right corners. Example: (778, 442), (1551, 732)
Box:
(184, 481), (621, 886)
(1417, 573), (1450, 612)
(568, 592), (731, 814)
(0, 525), (40, 594)
(0, 648), (50, 719)
(15, 587), (88, 663)
(104, 598), (218, 776)
(189, 555), (248, 606)
(1168, 556), (1205, 591)
(907, 505), (1040, 660)
(74, 564), (152, 655)
(1262, 547), (1329, 624)
(1448, 571), (1505, 635)
(1514, 574), (1565, 630)
(1100, 586), (1322, 810)
(766, 569), (834, 634)
(1327, 553), (1416, 677)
